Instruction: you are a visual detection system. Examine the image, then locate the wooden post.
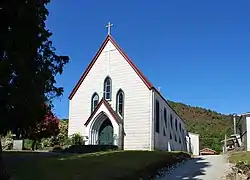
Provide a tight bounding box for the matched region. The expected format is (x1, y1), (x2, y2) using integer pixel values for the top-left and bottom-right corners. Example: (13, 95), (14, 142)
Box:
(233, 114), (236, 135)
(224, 134), (227, 154)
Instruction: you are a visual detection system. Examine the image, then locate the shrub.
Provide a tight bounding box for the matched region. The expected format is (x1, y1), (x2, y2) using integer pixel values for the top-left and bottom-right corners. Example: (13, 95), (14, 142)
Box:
(57, 120), (70, 146)
(23, 139), (33, 150)
(50, 136), (60, 147)
(41, 138), (53, 147)
(57, 134), (71, 147)
(70, 133), (84, 146)
(1, 133), (13, 150)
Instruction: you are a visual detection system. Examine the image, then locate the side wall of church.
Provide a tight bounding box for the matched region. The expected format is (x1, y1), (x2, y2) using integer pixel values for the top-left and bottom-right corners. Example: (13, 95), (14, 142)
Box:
(152, 90), (188, 151)
(237, 117), (247, 150)
(68, 40), (151, 150)
(247, 117), (250, 151)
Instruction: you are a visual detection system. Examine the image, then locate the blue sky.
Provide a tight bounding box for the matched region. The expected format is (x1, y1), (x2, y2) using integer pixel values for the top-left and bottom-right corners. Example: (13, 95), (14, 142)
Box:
(46, 1), (250, 119)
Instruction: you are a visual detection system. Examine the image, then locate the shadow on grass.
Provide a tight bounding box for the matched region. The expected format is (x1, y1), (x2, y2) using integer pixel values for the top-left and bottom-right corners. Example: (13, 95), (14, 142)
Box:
(3, 150), (191, 180)
(158, 156), (212, 180)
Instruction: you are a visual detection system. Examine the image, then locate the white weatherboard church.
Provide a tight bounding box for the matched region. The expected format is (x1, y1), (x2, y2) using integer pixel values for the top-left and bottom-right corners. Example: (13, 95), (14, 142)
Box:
(68, 23), (198, 153)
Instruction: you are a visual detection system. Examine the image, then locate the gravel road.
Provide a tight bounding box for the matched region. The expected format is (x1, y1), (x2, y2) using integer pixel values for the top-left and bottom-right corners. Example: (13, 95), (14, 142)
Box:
(158, 155), (231, 180)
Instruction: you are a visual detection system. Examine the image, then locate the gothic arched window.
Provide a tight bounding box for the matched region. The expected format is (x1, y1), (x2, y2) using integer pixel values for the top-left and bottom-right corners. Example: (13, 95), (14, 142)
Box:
(91, 93), (99, 112)
(170, 114), (173, 128)
(164, 108), (167, 128)
(116, 89), (124, 117)
(103, 76), (112, 100)
(155, 100), (160, 133)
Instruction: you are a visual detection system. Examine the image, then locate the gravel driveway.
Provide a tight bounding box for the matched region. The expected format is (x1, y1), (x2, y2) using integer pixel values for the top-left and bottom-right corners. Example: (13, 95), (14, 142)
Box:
(158, 155), (231, 180)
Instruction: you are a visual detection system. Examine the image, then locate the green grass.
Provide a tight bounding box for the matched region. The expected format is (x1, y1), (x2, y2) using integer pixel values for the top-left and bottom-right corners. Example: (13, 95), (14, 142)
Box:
(3, 150), (190, 180)
(229, 151), (250, 164)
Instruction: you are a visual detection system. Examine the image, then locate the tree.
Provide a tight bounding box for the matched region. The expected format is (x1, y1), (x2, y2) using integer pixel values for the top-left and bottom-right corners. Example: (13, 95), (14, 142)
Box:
(0, 0), (69, 179)
(28, 106), (60, 150)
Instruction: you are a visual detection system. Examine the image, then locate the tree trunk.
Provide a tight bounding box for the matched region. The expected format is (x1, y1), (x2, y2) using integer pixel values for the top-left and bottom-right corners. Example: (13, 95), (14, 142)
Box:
(0, 139), (10, 180)
(31, 140), (37, 151)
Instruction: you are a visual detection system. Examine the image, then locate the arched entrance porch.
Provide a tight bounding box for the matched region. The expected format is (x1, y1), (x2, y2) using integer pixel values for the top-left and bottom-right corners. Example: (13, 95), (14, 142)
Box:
(90, 112), (114, 145)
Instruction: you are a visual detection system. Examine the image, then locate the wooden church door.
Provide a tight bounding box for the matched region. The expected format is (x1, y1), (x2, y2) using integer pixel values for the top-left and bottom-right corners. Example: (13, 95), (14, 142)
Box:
(98, 119), (114, 145)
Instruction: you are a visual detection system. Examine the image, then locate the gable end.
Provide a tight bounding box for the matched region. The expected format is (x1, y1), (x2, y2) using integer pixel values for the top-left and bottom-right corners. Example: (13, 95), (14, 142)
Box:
(68, 35), (153, 100)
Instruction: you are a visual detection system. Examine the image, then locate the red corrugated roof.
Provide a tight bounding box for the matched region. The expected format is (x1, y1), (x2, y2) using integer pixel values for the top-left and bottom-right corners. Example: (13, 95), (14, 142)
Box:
(200, 148), (217, 153)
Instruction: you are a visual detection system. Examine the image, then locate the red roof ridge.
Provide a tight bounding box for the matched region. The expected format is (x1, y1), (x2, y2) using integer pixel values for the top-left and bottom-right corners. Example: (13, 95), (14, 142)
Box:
(108, 35), (153, 89)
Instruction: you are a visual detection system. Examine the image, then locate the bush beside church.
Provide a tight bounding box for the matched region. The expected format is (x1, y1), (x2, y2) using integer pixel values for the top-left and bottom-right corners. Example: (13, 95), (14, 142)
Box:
(1, 119), (118, 153)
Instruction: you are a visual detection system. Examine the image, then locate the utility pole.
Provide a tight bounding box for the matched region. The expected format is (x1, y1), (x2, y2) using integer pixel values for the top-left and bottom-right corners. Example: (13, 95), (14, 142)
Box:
(233, 113), (236, 135)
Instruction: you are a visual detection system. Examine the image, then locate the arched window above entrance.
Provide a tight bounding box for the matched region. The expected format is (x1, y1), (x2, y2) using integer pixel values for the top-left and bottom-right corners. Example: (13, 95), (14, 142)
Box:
(116, 89), (124, 118)
(91, 92), (99, 112)
(103, 76), (112, 101)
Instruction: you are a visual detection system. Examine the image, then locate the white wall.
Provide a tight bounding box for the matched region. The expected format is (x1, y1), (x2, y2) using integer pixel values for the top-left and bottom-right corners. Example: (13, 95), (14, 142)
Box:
(246, 117), (250, 151)
(152, 90), (188, 152)
(237, 116), (248, 150)
(69, 39), (151, 150)
(188, 132), (200, 156)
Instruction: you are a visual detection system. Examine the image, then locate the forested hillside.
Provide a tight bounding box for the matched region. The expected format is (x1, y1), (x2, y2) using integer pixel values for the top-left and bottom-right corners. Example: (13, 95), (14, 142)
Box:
(168, 101), (233, 152)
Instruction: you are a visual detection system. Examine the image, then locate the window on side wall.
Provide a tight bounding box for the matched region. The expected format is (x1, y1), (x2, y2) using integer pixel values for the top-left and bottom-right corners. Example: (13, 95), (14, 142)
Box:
(116, 89), (124, 118)
(164, 108), (167, 128)
(170, 114), (173, 128)
(175, 118), (177, 131)
(179, 136), (181, 144)
(155, 100), (160, 133)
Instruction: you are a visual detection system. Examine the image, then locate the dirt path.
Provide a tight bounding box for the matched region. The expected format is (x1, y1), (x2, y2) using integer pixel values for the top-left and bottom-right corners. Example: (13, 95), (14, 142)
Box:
(158, 155), (231, 180)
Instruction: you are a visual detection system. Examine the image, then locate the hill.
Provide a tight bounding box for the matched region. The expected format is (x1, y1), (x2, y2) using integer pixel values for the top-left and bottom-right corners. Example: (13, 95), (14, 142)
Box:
(168, 101), (233, 152)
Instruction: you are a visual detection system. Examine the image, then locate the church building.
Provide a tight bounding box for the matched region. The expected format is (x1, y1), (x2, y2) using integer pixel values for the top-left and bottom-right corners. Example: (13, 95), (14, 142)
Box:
(68, 24), (195, 151)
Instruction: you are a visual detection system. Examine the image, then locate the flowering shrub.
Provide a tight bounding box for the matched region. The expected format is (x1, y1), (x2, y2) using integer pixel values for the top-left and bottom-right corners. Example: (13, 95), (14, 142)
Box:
(27, 106), (60, 150)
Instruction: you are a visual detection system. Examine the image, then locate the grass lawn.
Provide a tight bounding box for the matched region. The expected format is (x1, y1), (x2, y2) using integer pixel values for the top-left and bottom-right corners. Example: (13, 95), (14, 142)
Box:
(3, 150), (190, 180)
(228, 151), (250, 164)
